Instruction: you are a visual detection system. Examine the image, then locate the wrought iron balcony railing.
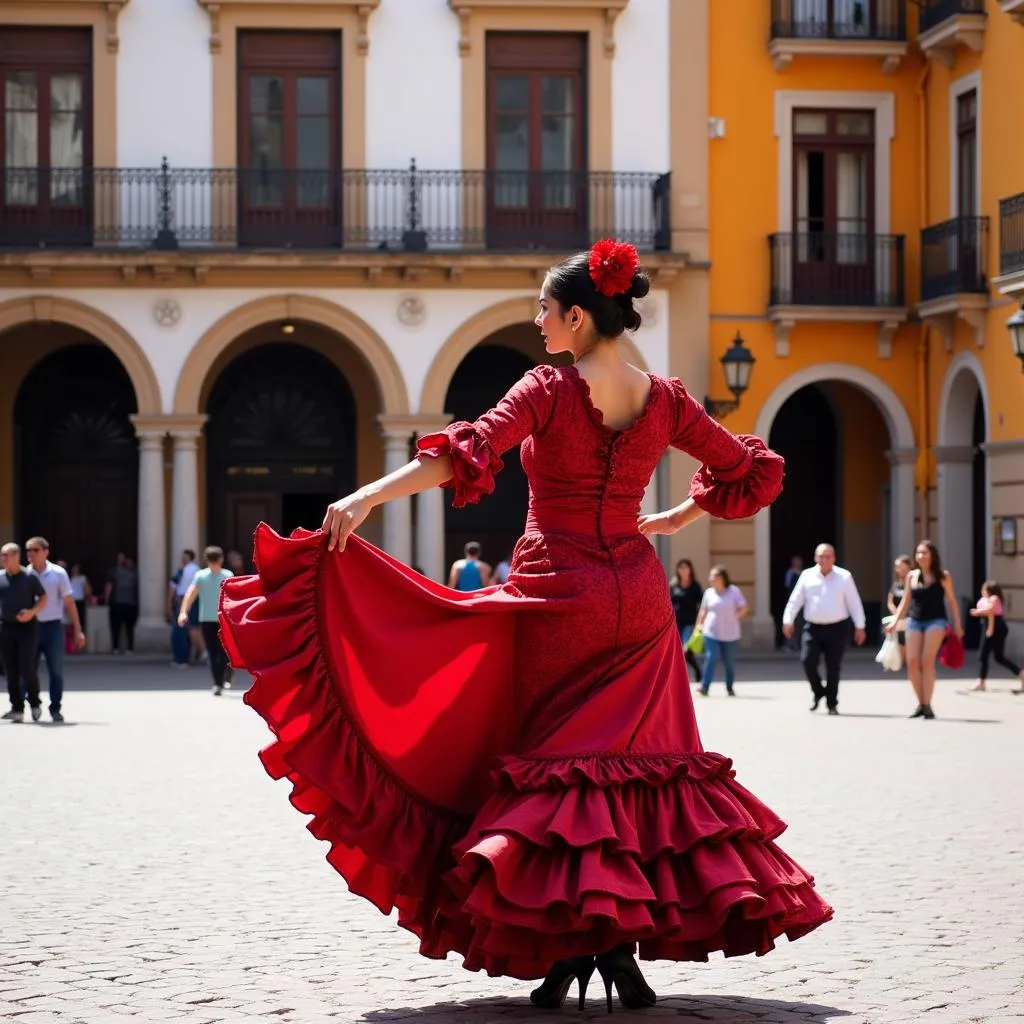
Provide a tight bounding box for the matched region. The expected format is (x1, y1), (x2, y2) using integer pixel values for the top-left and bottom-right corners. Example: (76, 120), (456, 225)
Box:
(920, 216), (989, 301)
(999, 193), (1024, 277)
(769, 232), (906, 307)
(919, 0), (986, 34)
(770, 0), (907, 40)
(0, 161), (672, 253)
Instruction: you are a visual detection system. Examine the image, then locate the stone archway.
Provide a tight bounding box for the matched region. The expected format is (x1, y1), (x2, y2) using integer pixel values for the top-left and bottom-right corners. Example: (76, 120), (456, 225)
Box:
(751, 363), (917, 644)
(173, 294), (410, 416)
(0, 296), (162, 415)
(420, 296), (649, 413)
(937, 351), (989, 638)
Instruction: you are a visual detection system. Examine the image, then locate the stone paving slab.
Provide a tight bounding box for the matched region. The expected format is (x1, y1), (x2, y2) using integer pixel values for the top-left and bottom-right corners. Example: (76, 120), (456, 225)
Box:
(1, 660), (1022, 1023)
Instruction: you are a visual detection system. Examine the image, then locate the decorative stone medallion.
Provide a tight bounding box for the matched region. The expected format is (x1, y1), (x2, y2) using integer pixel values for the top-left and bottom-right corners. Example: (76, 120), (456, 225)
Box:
(153, 298), (182, 328)
(396, 295), (427, 328)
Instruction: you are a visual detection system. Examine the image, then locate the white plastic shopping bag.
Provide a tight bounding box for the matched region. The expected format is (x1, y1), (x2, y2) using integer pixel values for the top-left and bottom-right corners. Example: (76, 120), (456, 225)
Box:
(874, 633), (903, 673)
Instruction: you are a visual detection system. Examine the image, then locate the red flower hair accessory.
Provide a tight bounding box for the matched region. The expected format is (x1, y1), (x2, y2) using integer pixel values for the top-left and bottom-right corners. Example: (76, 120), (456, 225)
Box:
(588, 238), (640, 297)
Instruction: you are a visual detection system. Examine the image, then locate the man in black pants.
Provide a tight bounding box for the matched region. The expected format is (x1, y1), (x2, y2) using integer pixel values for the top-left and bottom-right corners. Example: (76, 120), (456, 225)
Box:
(0, 542), (48, 723)
(782, 543), (866, 716)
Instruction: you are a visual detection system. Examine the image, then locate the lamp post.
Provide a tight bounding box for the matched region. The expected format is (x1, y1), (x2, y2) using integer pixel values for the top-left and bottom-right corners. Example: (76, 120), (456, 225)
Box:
(1007, 304), (1024, 373)
(704, 332), (756, 418)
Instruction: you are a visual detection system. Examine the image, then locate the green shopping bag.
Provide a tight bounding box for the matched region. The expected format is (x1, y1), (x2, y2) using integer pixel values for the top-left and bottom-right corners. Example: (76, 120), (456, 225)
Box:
(685, 627), (704, 656)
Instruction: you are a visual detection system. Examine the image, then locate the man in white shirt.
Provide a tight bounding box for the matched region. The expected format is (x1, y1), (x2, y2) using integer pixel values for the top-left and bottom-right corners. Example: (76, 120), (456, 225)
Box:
(26, 536), (85, 723)
(782, 543), (866, 716)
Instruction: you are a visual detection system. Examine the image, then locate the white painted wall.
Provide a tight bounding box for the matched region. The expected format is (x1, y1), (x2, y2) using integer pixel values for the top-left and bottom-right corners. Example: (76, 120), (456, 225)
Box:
(0, 285), (671, 416)
(612, 0), (669, 173)
(116, 0), (212, 168)
(366, 0), (462, 169)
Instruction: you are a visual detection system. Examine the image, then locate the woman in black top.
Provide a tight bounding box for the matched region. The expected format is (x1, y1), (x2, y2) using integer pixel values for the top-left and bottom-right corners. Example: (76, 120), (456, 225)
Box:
(670, 558), (704, 683)
(886, 539), (962, 719)
(886, 554), (913, 648)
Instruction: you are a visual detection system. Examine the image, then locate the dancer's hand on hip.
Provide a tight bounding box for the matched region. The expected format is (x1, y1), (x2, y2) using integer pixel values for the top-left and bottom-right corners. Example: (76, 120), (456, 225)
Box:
(323, 492), (372, 552)
(638, 511), (679, 538)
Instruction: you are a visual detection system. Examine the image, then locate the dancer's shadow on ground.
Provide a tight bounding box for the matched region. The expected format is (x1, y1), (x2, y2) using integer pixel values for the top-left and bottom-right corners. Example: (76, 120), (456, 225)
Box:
(363, 993), (851, 1022)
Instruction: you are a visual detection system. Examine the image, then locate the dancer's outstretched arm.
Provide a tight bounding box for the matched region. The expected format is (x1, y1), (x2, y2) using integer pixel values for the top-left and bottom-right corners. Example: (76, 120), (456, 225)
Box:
(322, 455), (453, 552)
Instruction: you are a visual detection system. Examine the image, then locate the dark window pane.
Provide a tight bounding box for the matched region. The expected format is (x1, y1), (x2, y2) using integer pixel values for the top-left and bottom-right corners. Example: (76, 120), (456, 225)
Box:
(249, 75), (284, 115)
(495, 75), (528, 112)
(297, 76), (329, 116)
(541, 115), (573, 172)
(541, 76), (574, 115)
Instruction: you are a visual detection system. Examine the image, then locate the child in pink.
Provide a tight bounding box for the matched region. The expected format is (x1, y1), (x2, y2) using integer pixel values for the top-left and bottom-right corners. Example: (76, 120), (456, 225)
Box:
(968, 581), (1024, 693)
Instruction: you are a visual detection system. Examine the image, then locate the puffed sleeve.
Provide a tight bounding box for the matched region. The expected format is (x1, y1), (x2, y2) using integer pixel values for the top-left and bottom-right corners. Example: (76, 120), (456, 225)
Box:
(416, 365), (558, 508)
(666, 377), (784, 520)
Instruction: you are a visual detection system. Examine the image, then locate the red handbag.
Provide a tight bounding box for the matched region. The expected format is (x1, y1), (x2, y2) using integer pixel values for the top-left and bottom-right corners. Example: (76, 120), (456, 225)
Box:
(939, 627), (965, 670)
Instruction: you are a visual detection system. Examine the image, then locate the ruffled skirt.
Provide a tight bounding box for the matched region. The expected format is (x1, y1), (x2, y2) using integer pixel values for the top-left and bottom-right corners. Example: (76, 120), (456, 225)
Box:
(219, 525), (832, 980)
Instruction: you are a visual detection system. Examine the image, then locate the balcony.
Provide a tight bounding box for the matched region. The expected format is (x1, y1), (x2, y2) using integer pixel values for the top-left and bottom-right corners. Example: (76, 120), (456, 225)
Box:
(767, 232), (908, 357)
(917, 0), (986, 66)
(918, 215), (989, 348)
(0, 162), (672, 259)
(994, 192), (1024, 299)
(769, 0), (908, 72)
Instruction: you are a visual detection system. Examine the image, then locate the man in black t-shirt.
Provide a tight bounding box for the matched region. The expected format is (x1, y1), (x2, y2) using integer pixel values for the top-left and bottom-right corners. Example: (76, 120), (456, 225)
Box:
(0, 542), (47, 723)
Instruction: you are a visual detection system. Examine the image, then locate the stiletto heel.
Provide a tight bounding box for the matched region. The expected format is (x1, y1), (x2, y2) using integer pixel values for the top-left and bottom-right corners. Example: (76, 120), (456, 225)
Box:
(529, 955), (596, 1010)
(595, 945), (657, 1013)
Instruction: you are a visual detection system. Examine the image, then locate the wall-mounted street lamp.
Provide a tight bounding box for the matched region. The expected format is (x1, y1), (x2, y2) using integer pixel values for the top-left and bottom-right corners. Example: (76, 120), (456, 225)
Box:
(1007, 304), (1024, 373)
(704, 332), (756, 418)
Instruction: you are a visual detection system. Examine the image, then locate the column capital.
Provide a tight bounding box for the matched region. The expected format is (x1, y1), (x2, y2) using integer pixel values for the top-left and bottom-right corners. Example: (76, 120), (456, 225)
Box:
(167, 414), (209, 439)
(377, 413), (454, 438)
(130, 416), (169, 445)
(933, 444), (976, 465)
(886, 447), (919, 466)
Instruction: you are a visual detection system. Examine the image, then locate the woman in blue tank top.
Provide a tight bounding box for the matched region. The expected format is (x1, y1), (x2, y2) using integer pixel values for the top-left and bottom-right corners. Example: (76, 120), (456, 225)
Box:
(449, 541), (491, 592)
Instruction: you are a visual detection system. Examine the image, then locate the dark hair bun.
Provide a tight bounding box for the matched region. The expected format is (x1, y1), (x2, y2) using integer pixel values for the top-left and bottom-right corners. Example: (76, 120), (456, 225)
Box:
(545, 250), (650, 339)
(627, 270), (651, 301)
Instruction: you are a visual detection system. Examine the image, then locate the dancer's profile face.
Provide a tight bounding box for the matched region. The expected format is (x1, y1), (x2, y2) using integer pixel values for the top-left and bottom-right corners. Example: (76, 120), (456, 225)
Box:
(536, 284), (586, 357)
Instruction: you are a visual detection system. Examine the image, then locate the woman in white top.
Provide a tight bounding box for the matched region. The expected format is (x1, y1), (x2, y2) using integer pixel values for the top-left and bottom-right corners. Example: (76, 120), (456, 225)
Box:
(694, 565), (748, 697)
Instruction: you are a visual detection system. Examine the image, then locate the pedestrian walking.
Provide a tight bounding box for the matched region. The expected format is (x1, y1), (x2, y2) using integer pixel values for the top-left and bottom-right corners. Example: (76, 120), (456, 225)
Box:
(783, 543), (867, 715)
(886, 540), (963, 719)
(178, 546), (234, 696)
(104, 552), (139, 654)
(447, 541), (492, 591)
(221, 240), (831, 1009)
(26, 537), (85, 723)
(1, 542), (47, 723)
(694, 565), (747, 696)
(669, 558), (703, 682)
(968, 581), (1024, 693)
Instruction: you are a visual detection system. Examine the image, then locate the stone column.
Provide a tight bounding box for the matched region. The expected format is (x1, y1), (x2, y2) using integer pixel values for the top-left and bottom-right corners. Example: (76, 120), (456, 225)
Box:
(934, 444), (976, 609)
(413, 415), (453, 583)
(130, 417), (169, 649)
(376, 418), (414, 566)
(169, 416), (207, 565)
(887, 447), (919, 565)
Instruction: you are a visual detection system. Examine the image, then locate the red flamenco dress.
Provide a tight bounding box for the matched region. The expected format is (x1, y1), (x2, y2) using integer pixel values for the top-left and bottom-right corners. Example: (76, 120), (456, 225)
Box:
(219, 364), (833, 980)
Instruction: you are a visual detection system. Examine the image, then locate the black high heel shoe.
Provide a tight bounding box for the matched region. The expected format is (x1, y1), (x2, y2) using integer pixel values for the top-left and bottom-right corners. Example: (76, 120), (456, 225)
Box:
(595, 945), (657, 1013)
(529, 955), (595, 1010)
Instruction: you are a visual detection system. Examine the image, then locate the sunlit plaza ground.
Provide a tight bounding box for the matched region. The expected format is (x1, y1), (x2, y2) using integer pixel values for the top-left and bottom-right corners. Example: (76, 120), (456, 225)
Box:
(2, 654), (1022, 1024)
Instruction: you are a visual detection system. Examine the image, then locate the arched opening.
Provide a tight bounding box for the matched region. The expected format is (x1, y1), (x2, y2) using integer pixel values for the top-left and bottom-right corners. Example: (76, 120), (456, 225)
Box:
(14, 341), (138, 594)
(441, 323), (570, 571)
(768, 381), (893, 646)
(204, 339), (359, 556)
(937, 359), (988, 649)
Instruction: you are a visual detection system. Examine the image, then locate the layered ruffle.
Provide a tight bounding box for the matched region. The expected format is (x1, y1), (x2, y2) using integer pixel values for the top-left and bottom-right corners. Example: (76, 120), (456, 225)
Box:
(221, 524), (831, 983)
(690, 435), (785, 520)
(428, 751), (833, 977)
(416, 423), (504, 509)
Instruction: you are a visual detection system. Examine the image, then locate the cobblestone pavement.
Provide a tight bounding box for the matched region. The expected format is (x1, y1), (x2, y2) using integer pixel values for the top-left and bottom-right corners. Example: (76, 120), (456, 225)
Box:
(2, 656), (1022, 1024)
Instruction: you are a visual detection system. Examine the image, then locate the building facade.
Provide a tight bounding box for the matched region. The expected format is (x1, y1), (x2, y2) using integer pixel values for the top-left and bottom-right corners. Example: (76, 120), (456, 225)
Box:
(0, 0), (710, 648)
(1, 0), (1022, 654)
(706, 0), (1024, 652)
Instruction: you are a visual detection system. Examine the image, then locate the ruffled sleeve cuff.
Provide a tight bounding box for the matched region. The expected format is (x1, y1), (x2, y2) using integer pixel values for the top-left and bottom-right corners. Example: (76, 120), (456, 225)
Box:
(689, 435), (784, 520)
(416, 422), (504, 509)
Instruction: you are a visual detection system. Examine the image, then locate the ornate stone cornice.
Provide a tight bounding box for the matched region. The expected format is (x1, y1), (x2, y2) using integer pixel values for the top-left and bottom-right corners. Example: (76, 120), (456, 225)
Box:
(0, 1), (132, 53)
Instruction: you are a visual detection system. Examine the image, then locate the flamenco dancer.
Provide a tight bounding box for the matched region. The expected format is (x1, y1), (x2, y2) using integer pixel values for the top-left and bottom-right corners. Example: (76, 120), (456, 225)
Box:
(220, 241), (833, 1012)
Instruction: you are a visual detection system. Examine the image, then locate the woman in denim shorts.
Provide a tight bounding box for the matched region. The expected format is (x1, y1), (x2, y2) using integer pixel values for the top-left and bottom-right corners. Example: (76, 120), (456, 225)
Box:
(886, 539), (962, 720)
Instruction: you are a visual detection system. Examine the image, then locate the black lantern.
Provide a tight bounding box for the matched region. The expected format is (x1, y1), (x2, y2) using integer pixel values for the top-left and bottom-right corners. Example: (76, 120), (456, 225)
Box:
(1008, 304), (1024, 373)
(704, 332), (756, 418)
